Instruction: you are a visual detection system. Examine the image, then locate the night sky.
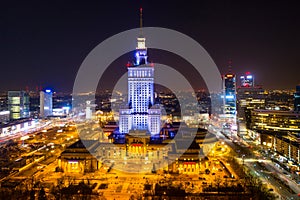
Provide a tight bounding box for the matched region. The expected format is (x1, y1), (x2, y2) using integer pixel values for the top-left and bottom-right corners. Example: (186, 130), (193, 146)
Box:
(1, 0), (300, 92)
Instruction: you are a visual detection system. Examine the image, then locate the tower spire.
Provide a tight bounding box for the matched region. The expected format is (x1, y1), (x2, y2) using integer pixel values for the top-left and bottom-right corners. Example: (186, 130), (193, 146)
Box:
(136, 8), (146, 50)
(228, 59), (232, 73)
(139, 7), (143, 36)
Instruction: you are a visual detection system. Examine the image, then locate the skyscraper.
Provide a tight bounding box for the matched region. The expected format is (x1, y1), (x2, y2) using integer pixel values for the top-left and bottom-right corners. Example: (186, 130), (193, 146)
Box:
(236, 72), (266, 137)
(119, 8), (161, 135)
(40, 89), (53, 118)
(240, 72), (254, 87)
(237, 72), (265, 121)
(223, 70), (236, 115)
(294, 85), (300, 112)
(8, 91), (30, 120)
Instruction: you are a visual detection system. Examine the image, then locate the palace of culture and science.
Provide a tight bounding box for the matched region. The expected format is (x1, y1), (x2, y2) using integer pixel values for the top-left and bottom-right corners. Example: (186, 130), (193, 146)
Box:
(58, 10), (216, 175)
(118, 32), (161, 135)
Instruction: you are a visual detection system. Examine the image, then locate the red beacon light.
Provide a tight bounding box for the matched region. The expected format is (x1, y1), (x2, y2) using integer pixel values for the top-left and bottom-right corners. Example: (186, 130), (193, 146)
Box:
(150, 62), (154, 67)
(126, 62), (131, 67)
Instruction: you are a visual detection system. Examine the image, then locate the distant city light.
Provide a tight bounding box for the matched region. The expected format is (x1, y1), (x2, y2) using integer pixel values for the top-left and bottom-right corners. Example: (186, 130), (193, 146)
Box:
(225, 95), (234, 99)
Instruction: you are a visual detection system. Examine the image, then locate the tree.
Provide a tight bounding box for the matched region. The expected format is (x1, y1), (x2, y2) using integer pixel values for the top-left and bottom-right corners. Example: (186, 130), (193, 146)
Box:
(38, 187), (46, 200)
(205, 169), (210, 174)
(30, 189), (35, 200)
(213, 176), (222, 194)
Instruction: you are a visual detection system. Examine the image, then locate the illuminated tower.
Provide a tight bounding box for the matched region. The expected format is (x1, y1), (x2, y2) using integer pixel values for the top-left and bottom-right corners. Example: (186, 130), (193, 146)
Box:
(40, 89), (53, 118)
(85, 100), (96, 120)
(240, 72), (254, 87)
(119, 8), (161, 135)
(8, 91), (30, 120)
(222, 63), (236, 115)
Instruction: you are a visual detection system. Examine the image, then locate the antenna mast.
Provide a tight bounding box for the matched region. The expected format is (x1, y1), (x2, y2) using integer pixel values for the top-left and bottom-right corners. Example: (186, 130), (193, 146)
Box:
(140, 7), (143, 36)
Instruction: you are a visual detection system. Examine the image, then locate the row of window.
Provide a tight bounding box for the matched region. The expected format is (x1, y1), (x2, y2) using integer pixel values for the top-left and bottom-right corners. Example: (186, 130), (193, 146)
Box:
(128, 70), (153, 78)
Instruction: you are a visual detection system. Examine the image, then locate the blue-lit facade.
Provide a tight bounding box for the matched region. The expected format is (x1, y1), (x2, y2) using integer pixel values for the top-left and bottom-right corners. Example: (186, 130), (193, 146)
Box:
(223, 73), (236, 114)
(119, 36), (161, 135)
(294, 85), (300, 112)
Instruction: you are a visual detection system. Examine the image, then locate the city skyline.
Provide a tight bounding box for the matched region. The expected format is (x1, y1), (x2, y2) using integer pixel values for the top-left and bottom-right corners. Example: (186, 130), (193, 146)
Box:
(1, 2), (300, 198)
(1, 0), (300, 92)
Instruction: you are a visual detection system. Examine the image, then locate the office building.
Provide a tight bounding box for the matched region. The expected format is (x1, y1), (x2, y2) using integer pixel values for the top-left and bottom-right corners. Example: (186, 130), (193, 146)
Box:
(29, 90), (40, 118)
(250, 109), (300, 133)
(40, 89), (53, 118)
(8, 91), (30, 120)
(0, 92), (7, 111)
(237, 87), (265, 121)
(85, 100), (96, 120)
(0, 110), (9, 124)
(248, 109), (300, 170)
(222, 71), (236, 115)
(236, 79), (266, 132)
(240, 72), (254, 87)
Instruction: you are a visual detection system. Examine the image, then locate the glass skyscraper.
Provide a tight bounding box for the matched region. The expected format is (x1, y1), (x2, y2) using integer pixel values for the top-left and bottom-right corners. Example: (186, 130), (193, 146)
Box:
(223, 73), (236, 115)
(8, 91), (30, 120)
(40, 89), (53, 118)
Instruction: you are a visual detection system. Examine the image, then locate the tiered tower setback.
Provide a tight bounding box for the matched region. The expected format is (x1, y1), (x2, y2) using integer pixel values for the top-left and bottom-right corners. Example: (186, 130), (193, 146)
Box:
(119, 9), (161, 135)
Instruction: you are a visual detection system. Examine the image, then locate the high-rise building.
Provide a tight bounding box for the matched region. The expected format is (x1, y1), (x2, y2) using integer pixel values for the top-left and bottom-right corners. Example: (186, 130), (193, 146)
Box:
(250, 109), (300, 133)
(8, 91), (30, 120)
(40, 89), (53, 118)
(29, 90), (40, 116)
(85, 100), (96, 120)
(119, 10), (161, 135)
(240, 72), (254, 87)
(0, 92), (7, 111)
(236, 86), (266, 137)
(294, 85), (300, 112)
(236, 72), (265, 121)
(222, 71), (236, 115)
(236, 72), (266, 137)
(0, 111), (9, 123)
